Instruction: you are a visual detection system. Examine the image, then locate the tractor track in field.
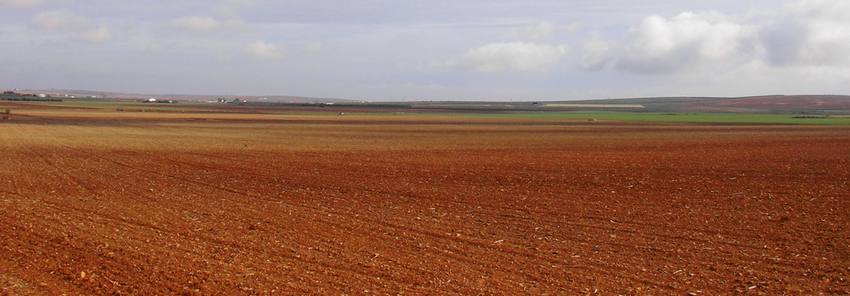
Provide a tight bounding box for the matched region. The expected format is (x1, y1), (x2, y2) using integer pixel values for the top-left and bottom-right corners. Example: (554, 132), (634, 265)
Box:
(97, 149), (700, 291)
(79, 149), (585, 291)
(38, 141), (578, 293)
(10, 137), (647, 293)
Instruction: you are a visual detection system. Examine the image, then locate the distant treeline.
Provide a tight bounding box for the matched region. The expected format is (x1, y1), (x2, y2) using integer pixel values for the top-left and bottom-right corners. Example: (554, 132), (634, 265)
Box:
(0, 94), (63, 102)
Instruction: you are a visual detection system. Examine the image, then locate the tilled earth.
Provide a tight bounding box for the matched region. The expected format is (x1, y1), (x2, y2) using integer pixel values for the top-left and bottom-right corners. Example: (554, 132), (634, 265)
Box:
(0, 117), (849, 295)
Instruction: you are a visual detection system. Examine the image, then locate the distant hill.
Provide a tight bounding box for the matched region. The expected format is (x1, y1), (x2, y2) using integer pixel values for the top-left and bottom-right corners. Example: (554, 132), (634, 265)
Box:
(6, 88), (849, 114)
(11, 89), (353, 104)
(553, 95), (850, 114)
(400, 95), (850, 114)
(687, 95), (850, 113)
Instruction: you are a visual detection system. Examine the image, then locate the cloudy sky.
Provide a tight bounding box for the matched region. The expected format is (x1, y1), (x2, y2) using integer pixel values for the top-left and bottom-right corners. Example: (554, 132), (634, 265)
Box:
(1, 0), (849, 100)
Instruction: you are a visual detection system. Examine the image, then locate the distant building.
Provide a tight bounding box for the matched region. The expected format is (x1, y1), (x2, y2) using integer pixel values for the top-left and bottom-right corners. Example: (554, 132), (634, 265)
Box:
(143, 98), (175, 104)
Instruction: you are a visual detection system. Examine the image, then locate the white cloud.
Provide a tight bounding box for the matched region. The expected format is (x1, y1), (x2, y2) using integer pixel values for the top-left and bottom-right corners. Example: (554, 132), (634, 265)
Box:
(32, 10), (90, 30)
(580, 37), (612, 71)
(246, 41), (283, 60)
(304, 42), (323, 52)
(596, 0), (850, 75)
(173, 16), (221, 31)
(83, 26), (111, 43)
(514, 22), (579, 40)
(30, 10), (115, 43)
(214, 0), (257, 18)
(615, 12), (756, 74)
(760, 0), (850, 67)
(457, 42), (568, 73)
(0, 0), (43, 7)
(519, 22), (554, 39)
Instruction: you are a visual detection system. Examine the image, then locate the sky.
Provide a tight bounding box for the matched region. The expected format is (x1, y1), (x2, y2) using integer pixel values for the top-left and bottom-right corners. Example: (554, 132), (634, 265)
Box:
(1, 0), (850, 101)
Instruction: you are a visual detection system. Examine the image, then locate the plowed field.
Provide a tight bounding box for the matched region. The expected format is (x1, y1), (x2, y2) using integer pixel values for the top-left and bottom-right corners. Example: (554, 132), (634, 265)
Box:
(1, 110), (849, 295)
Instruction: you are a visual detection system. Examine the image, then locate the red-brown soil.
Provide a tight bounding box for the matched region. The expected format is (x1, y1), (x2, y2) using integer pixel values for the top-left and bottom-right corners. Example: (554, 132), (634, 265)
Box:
(1, 114), (848, 295)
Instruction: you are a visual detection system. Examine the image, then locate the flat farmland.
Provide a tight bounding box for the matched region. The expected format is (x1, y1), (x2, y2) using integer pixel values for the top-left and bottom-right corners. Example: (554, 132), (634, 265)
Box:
(0, 108), (849, 295)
